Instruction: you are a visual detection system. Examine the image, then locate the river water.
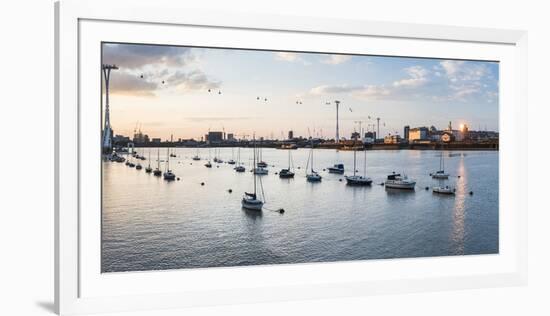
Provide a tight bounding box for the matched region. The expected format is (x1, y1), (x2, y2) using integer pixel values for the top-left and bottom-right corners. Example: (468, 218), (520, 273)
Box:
(102, 148), (498, 272)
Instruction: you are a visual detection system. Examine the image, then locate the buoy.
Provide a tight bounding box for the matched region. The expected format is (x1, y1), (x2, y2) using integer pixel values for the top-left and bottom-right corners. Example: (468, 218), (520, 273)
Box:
(201, 182), (205, 186)
(177, 177), (180, 181)
(458, 175), (461, 178)
(228, 189), (232, 193)
(217, 166), (219, 168)
(279, 208), (285, 214)
(297, 167), (301, 169)
(380, 183), (384, 186)
(190, 163), (192, 165)
(425, 186), (429, 190)
(323, 169), (326, 171)
(339, 179), (343, 182)
(275, 172), (278, 175)
(469, 191), (474, 195)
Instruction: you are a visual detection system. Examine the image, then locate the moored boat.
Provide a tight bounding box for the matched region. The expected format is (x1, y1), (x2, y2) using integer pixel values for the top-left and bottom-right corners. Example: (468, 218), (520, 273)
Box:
(385, 172), (415, 190)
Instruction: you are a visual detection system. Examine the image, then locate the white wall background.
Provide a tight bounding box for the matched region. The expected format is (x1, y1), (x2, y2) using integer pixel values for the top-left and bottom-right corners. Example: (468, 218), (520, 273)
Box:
(0, 0), (546, 315)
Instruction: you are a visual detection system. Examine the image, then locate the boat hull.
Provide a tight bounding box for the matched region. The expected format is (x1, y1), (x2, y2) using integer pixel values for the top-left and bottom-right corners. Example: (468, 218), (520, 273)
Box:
(345, 176), (372, 185)
(241, 198), (263, 211)
(385, 181), (415, 190)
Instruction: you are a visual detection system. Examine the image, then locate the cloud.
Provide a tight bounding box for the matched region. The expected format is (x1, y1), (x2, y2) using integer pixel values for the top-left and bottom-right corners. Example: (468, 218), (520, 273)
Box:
(183, 116), (253, 122)
(107, 72), (158, 96)
(310, 84), (362, 95)
(103, 43), (191, 69)
(309, 84), (390, 100)
(437, 60), (494, 101)
(392, 66), (428, 88)
(322, 54), (352, 65)
(167, 70), (221, 92)
(309, 65), (427, 100)
(102, 43), (221, 96)
(273, 52), (311, 65)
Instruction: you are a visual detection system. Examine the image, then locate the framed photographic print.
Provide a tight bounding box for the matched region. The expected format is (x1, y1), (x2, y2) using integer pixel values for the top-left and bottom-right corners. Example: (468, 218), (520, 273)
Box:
(55, 0), (527, 314)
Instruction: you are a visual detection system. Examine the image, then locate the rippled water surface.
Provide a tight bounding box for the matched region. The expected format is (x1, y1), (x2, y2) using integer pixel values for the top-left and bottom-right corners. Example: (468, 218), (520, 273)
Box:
(102, 148), (498, 272)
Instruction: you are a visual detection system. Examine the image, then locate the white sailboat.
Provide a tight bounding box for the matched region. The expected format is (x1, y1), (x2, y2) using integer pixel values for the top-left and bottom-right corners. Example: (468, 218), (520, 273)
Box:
(228, 147), (236, 165)
(242, 137), (264, 211)
(234, 147), (245, 172)
(431, 152), (449, 179)
(345, 145), (372, 185)
(306, 139), (322, 182)
(153, 148), (162, 176)
(163, 148), (176, 180)
(192, 145), (200, 161)
(145, 148), (153, 173)
(279, 148), (295, 178)
(205, 147), (212, 168)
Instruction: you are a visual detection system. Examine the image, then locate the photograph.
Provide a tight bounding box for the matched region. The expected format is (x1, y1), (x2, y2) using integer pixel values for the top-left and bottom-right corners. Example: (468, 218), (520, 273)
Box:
(100, 42), (499, 273)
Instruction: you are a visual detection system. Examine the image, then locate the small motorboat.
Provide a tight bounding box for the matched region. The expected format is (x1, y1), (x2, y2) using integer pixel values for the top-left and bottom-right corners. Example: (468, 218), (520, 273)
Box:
(205, 161), (212, 168)
(135, 163), (143, 170)
(192, 155), (201, 161)
(433, 185), (455, 195)
(327, 163), (345, 174)
(385, 172), (416, 190)
(227, 159), (236, 165)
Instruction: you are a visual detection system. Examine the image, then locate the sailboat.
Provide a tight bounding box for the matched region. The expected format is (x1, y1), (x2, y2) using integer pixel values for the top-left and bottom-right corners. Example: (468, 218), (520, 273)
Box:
(215, 148), (224, 163)
(242, 137), (264, 211)
(234, 147), (245, 172)
(204, 146), (212, 168)
(145, 148), (153, 173)
(431, 152), (449, 179)
(192, 145), (201, 161)
(279, 149), (295, 178)
(153, 148), (162, 176)
(127, 154), (136, 168)
(135, 149), (143, 170)
(257, 143), (267, 168)
(163, 148), (176, 180)
(306, 139), (322, 182)
(345, 145), (372, 185)
(227, 148), (236, 164)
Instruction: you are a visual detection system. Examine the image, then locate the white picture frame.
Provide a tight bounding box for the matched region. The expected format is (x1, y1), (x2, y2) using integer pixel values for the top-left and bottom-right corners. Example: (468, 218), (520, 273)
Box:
(55, 0), (528, 314)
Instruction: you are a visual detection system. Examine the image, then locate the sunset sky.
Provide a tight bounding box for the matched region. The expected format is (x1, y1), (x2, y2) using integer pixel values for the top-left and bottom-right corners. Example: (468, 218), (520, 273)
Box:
(102, 43), (499, 141)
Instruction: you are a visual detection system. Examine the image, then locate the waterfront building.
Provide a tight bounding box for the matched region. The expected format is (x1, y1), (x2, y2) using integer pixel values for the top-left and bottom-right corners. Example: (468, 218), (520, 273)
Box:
(288, 130), (294, 140)
(351, 131), (360, 140)
(384, 134), (402, 144)
(151, 138), (161, 144)
(409, 127), (429, 141)
(206, 131), (224, 143)
(227, 133), (235, 141)
(404, 125), (410, 141)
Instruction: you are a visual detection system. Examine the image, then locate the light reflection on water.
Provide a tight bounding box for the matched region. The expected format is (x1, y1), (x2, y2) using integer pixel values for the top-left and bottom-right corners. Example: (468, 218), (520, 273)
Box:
(102, 148), (498, 272)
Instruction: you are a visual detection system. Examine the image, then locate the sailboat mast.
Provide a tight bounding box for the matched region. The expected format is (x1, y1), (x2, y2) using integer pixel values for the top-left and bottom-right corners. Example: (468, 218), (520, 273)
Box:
(253, 137), (257, 195)
(166, 148), (170, 171)
(157, 148), (160, 169)
(353, 147), (357, 177)
(363, 148), (367, 178)
(148, 148), (151, 168)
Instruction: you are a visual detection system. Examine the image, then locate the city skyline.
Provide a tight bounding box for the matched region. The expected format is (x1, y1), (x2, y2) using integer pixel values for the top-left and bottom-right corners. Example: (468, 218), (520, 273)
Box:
(102, 43), (499, 141)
